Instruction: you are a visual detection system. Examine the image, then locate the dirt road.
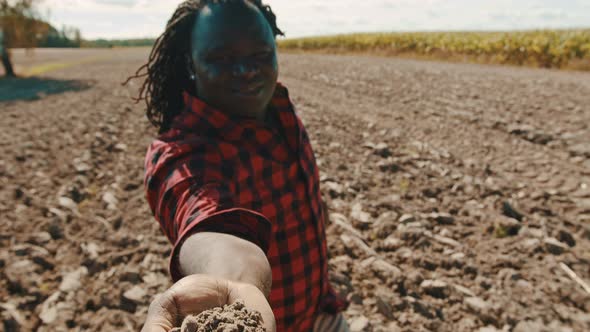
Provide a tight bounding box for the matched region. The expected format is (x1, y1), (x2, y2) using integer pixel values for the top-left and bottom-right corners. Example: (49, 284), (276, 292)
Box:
(1, 48), (589, 331)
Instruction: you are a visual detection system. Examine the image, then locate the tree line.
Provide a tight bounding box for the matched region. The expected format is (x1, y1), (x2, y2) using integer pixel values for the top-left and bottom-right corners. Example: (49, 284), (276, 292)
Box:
(1, 0), (83, 76)
(1, 0), (82, 48)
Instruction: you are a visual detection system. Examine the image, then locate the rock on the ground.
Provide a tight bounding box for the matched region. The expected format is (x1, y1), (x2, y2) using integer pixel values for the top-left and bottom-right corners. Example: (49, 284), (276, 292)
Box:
(502, 201), (524, 221)
(351, 202), (372, 225)
(349, 315), (370, 332)
(57, 197), (78, 214)
(557, 229), (576, 247)
(420, 279), (450, 299)
(376, 296), (394, 320)
(429, 212), (455, 225)
(464, 296), (496, 324)
(381, 236), (402, 251)
(102, 191), (118, 210)
(122, 285), (148, 304)
(494, 215), (521, 237)
(399, 214), (415, 224)
(59, 267), (88, 292)
(544, 237), (569, 255)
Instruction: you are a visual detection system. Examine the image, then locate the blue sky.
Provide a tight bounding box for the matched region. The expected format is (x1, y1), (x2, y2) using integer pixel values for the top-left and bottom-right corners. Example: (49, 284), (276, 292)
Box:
(40, 0), (590, 39)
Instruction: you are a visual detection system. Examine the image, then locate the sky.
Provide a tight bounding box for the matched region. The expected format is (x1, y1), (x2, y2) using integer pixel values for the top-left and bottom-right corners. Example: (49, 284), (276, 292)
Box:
(39, 0), (590, 40)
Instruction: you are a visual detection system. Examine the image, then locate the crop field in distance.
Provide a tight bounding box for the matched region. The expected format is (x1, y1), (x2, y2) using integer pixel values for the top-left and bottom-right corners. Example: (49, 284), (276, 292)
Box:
(278, 29), (590, 70)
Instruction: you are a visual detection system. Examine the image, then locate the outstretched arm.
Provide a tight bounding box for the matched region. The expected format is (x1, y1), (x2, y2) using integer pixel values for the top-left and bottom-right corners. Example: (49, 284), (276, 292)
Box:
(141, 232), (275, 332)
(178, 231), (272, 297)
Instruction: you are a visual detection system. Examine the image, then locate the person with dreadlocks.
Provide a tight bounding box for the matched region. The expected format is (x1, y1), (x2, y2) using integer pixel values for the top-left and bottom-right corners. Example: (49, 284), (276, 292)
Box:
(129, 1), (349, 331)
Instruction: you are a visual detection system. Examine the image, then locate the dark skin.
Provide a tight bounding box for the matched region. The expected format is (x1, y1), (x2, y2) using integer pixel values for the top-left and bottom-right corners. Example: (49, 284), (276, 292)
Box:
(142, 2), (277, 331)
(189, 0), (279, 122)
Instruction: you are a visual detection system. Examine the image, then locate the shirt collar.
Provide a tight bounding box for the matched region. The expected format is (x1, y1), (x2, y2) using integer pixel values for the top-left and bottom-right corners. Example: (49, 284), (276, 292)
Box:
(172, 82), (296, 142)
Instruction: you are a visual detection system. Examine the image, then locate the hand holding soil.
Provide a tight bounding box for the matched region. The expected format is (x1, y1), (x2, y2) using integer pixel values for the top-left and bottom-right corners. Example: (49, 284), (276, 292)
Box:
(141, 275), (275, 332)
(170, 300), (265, 332)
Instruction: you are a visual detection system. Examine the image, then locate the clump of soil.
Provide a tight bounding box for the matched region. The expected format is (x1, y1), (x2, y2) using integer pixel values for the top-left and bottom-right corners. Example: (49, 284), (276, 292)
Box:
(170, 300), (266, 332)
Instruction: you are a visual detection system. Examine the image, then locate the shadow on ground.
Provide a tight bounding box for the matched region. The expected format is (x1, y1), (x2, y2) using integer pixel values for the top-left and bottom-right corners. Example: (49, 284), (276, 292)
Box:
(0, 76), (92, 102)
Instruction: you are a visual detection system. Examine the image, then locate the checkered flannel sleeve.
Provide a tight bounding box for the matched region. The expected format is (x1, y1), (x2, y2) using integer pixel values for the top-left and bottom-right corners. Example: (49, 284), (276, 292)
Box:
(143, 137), (272, 281)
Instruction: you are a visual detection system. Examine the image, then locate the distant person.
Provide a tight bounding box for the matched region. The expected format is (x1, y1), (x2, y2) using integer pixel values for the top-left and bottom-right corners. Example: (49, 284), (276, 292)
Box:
(127, 0), (349, 331)
(0, 28), (15, 77)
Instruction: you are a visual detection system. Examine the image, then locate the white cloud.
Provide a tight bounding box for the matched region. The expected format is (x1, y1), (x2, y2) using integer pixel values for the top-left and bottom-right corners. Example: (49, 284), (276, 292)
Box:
(39, 0), (590, 39)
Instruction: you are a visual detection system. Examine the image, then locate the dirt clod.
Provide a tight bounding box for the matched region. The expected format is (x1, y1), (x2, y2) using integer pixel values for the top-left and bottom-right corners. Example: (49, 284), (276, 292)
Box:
(170, 301), (265, 332)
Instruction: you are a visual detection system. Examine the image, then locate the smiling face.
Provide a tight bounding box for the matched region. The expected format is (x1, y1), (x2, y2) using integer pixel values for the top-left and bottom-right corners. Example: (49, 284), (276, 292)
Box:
(189, 0), (279, 120)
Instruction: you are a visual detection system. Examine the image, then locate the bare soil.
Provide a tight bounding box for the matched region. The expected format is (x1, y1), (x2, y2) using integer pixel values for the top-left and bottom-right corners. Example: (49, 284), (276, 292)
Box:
(1, 48), (589, 332)
(169, 300), (265, 332)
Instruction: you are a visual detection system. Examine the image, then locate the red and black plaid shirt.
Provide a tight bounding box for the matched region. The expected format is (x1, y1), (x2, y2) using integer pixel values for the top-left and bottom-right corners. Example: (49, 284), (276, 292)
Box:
(144, 83), (347, 331)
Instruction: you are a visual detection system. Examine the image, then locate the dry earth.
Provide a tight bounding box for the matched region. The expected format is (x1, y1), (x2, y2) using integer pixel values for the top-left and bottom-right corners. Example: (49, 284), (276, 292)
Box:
(170, 300), (265, 332)
(1, 48), (589, 332)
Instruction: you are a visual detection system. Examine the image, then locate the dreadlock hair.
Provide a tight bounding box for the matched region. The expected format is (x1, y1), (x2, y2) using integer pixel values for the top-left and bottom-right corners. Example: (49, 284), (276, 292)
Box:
(124, 0), (284, 134)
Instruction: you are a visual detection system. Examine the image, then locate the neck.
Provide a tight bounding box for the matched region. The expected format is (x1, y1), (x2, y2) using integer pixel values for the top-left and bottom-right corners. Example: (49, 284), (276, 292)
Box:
(241, 105), (272, 124)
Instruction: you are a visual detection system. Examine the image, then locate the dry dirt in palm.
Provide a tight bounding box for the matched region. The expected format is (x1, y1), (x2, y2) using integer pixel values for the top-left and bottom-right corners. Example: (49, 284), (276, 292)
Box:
(1, 48), (589, 332)
(170, 300), (265, 332)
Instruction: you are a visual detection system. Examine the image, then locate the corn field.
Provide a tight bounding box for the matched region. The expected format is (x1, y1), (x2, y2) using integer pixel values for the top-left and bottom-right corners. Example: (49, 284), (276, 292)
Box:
(278, 30), (590, 70)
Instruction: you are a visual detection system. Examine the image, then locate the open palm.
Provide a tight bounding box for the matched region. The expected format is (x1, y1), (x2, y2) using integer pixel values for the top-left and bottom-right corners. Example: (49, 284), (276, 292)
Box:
(141, 274), (276, 332)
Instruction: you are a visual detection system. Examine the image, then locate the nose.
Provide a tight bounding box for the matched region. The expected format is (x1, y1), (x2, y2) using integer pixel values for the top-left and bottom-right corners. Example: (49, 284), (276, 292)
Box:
(232, 59), (259, 79)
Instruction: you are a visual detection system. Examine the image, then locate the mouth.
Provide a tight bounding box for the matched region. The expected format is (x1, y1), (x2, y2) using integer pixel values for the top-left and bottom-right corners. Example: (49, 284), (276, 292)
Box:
(231, 82), (265, 97)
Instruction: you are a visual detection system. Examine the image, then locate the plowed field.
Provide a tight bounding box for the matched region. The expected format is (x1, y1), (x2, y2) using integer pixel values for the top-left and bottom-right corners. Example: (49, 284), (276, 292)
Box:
(1, 48), (589, 332)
